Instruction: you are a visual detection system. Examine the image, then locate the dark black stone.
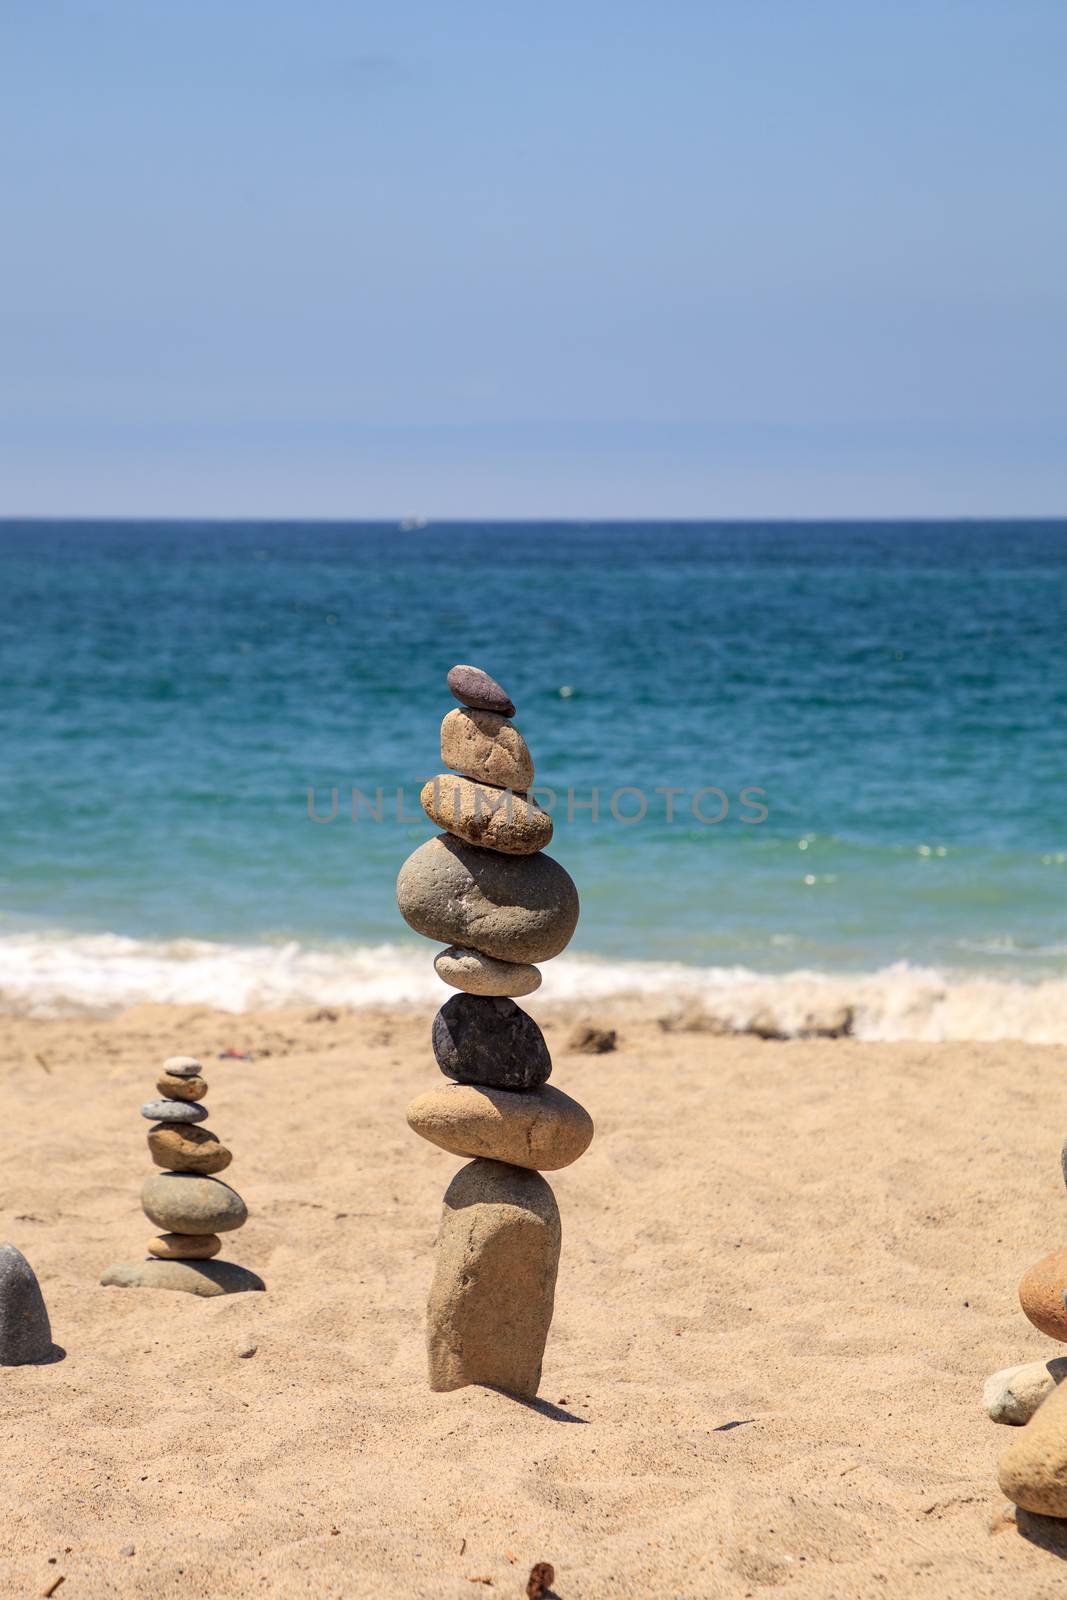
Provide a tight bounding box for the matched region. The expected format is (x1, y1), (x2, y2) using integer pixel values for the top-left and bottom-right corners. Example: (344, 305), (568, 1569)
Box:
(0, 1243), (53, 1365)
(446, 663), (516, 718)
(432, 994), (551, 1090)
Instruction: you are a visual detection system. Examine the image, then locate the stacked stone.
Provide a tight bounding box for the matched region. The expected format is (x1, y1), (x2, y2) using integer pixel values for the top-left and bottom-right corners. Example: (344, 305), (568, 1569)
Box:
(101, 1055), (264, 1297)
(986, 1137), (1067, 1513)
(397, 664), (593, 1398)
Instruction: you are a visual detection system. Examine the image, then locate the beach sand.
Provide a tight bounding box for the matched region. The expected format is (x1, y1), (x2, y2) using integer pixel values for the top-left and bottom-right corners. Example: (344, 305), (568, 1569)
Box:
(3, 1000), (1067, 1598)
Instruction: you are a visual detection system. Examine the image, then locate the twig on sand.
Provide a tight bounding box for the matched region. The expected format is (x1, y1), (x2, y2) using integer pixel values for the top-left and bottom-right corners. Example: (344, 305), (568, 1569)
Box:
(43, 1578), (65, 1598)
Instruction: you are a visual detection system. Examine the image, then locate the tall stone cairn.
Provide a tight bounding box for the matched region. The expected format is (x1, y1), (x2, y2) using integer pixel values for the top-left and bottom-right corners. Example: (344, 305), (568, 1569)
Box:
(985, 1137), (1067, 1513)
(100, 1055), (265, 1296)
(397, 664), (593, 1397)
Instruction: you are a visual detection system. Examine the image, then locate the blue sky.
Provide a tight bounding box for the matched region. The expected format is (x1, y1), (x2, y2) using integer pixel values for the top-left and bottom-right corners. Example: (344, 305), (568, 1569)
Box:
(1, 0), (1065, 517)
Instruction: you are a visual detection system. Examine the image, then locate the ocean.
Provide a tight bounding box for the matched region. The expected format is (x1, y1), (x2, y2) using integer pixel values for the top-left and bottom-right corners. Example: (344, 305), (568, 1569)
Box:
(1, 518), (1065, 1038)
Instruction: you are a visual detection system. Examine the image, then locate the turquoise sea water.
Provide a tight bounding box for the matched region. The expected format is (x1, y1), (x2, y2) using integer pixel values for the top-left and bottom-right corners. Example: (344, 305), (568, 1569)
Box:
(1, 520), (1065, 1033)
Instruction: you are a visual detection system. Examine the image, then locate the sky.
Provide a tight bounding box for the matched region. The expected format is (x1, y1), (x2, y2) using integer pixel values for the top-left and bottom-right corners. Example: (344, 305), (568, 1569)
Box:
(1, 0), (1065, 518)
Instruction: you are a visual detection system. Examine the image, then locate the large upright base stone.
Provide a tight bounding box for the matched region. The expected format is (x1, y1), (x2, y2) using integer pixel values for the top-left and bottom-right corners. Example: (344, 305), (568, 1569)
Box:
(0, 1243), (53, 1365)
(427, 1159), (561, 1399)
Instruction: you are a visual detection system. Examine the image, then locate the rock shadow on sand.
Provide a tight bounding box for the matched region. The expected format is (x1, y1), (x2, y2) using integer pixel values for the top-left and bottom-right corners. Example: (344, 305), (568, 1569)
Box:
(485, 1388), (589, 1423)
(1016, 1509), (1067, 1560)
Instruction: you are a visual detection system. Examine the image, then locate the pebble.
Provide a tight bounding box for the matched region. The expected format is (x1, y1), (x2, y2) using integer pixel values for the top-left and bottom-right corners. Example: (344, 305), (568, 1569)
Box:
(434, 945), (542, 998)
(984, 1358), (1067, 1425)
(432, 994), (551, 1090)
(161, 1056), (204, 1079)
(999, 1376), (1067, 1513)
(397, 834), (579, 965)
(147, 1123), (233, 1175)
(420, 774), (552, 855)
(440, 707), (534, 790)
(155, 1073), (207, 1102)
(1018, 1247), (1067, 1341)
(141, 1172), (248, 1234)
(100, 1259), (265, 1296)
(427, 1159), (559, 1398)
(446, 663), (515, 718)
(148, 1232), (222, 1260)
(406, 1082), (593, 1171)
(0, 1243), (53, 1365)
(141, 1098), (208, 1124)
(568, 1023), (617, 1054)
(236, 1333), (258, 1358)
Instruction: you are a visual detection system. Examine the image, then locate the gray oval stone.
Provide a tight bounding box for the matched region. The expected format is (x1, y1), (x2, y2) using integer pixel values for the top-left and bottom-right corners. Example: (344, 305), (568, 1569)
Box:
(100, 1259), (264, 1296)
(140, 1099), (208, 1123)
(397, 835), (579, 965)
(0, 1243), (53, 1365)
(447, 663), (515, 717)
(161, 1056), (204, 1078)
(141, 1172), (248, 1234)
(433, 994), (551, 1090)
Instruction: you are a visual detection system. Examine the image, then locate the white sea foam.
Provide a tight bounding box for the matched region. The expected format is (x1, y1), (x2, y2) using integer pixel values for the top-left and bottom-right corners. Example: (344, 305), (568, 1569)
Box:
(2, 929), (1067, 1042)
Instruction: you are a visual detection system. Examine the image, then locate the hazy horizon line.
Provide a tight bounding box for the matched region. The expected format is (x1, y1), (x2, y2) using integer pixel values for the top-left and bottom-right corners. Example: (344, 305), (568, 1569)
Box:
(3, 513), (1066, 527)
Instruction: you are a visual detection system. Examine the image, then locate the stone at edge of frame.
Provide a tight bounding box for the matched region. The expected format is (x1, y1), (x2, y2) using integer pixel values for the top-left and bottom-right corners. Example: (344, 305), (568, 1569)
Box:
(999, 1374), (1067, 1513)
(0, 1243), (53, 1365)
(427, 1158), (560, 1400)
(100, 1259), (265, 1296)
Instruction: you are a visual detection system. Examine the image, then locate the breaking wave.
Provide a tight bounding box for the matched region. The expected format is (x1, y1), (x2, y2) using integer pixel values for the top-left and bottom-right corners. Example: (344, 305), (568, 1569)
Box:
(2, 929), (1067, 1043)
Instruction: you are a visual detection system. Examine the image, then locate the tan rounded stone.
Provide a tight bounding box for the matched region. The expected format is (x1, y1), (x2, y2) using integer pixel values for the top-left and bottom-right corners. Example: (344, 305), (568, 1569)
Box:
(162, 1056), (203, 1079)
(155, 1073), (207, 1102)
(406, 1082), (593, 1171)
(999, 1375), (1067, 1513)
(1019, 1247), (1067, 1341)
(420, 774), (552, 856)
(440, 707), (534, 790)
(147, 1123), (233, 1176)
(397, 834), (579, 965)
(434, 946), (542, 998)
(148, 1232), (222, 1260)
(427, 1158), (560, 1399)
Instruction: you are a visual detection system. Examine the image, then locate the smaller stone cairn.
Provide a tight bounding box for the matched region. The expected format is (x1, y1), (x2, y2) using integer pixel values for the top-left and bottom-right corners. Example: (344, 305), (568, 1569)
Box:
(987, 1134), (1067, 1513)
(397, 664), (593, 1398)
(101, 1055), (264, 1296)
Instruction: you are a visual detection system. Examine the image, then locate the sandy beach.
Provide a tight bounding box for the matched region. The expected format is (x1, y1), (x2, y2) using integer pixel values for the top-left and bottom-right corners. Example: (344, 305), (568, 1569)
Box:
(2, 999), (1066, 1598)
